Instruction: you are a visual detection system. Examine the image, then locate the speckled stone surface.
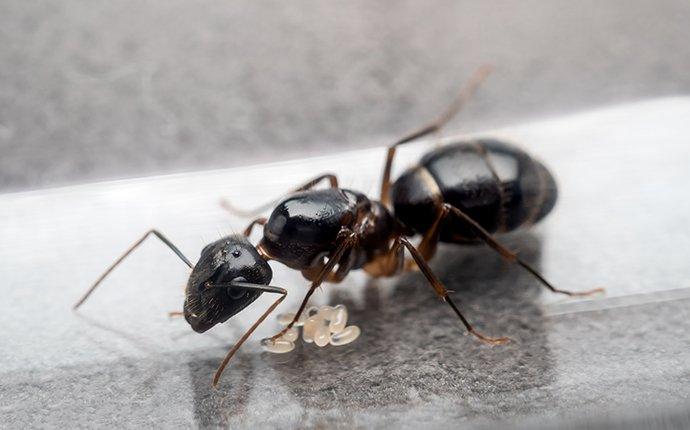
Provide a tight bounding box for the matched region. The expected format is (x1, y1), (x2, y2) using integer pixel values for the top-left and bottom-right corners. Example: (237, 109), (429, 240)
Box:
(1, 100), (689, 428)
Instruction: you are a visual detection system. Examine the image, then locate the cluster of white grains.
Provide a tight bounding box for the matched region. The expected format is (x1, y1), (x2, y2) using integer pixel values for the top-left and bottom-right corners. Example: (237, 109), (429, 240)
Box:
(260, 304), (361, 353)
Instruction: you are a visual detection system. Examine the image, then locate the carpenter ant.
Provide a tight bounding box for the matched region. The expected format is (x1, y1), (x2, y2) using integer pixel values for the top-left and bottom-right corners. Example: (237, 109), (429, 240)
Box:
(74, 66), (602, 387)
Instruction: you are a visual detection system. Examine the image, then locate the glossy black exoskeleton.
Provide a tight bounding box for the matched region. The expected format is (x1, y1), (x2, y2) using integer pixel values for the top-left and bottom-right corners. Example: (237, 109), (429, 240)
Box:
(75, 66), (601, 387)
(391, 139), (557, 243)
(259, 188), (397, 276)
(185, 236), (273, 333)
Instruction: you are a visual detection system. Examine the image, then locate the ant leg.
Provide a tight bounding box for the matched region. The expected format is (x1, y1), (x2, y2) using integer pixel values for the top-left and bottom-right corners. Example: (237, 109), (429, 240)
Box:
(292, 173), (338, 191)
(73, 229), (194, 309)
(243, 217), (267, 237)
(168, 311), (184, 318)
(220, 173), (339, 218)
(444, 203), (604, 297)
(270, 230), (358, 340)
(363, 237), (405, 277)
(399, 236), (510, 345)
(209, 280), (288, 387)
(410, 203), (446, 264)
(380, 65), (492, 206)
(386, 203), (446, 272)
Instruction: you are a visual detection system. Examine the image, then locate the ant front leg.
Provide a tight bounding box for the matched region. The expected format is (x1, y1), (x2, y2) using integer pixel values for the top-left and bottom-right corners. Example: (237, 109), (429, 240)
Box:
(242, 217), (267, 237)
(220, 173), (340, 218)
(269, 230), (358, 341)
(209, 280), (288, 387)
(379, 66), (492, 206)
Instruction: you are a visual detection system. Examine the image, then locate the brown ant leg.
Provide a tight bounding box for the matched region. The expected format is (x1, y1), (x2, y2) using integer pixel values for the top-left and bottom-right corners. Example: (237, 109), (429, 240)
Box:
(210, 281), (288, 387)
(292, 173), (339, 191)
(366, 236), (508, 344)
(220, 173), (340, 218)
(270, 230), (358, 340)
(168, 311), (184, 318)
(398, 237), (510, 345)
(363, 237), (405, 277)
(73, 229), (194, 310)
(403, 203), (448, 271)
(243, 217), (267, 237)
(380, 65), (492, 206)
(443, 204), (604, 297)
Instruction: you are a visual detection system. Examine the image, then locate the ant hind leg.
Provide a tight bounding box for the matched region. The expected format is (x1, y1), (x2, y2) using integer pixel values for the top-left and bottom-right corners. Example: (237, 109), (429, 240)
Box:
(379, 66), (493, 205)
(443, 203), (604, 297)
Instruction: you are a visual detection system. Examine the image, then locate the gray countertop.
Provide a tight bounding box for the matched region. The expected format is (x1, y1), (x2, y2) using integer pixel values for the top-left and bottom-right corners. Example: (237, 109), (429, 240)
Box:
(3, 0), (690, 191)
(1, 99), (689, 428)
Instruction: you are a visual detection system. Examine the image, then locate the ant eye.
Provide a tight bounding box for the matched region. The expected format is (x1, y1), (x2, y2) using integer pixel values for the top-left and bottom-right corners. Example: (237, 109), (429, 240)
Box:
(231, 250), (241, 258)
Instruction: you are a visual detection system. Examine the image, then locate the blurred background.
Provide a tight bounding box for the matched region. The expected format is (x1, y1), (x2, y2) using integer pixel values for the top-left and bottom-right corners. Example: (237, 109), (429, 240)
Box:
(2, 0), (690, 192)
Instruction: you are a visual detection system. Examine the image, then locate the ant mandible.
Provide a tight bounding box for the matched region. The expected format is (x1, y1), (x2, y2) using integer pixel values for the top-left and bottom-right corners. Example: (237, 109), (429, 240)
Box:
(74, 66), (602, 387)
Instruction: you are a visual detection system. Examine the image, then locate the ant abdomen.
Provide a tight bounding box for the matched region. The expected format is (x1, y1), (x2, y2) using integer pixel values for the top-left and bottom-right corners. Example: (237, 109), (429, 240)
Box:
(391, 139), (558, 242)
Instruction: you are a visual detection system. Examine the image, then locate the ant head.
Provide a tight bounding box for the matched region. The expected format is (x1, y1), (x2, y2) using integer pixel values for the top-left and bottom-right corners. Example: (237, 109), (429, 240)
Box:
(184, 234), (272, 333)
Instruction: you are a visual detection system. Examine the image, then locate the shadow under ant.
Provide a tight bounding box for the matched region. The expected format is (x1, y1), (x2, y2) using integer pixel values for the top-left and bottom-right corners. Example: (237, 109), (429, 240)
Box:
(186, 231), (557, 424)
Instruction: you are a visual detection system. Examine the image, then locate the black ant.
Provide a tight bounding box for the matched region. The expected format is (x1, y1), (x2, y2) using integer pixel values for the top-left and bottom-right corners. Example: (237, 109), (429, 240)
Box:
(74, 66), (602, 387)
